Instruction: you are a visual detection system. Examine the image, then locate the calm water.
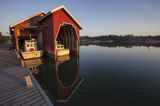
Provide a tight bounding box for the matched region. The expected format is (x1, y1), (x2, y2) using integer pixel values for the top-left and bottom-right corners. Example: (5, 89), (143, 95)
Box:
(28, 46), (160, 106)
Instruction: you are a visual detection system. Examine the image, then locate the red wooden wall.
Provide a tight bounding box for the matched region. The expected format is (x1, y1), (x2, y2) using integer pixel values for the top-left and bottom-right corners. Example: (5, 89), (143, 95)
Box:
(53, 9), (80, 40)
(41, 15), (54, 55)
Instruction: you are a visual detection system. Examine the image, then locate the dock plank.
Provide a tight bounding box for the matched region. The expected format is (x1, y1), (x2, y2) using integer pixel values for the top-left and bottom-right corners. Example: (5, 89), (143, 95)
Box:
(1, 89), (38, 105)
(14, 92), (42, 105)
(31, 99), (46, 106)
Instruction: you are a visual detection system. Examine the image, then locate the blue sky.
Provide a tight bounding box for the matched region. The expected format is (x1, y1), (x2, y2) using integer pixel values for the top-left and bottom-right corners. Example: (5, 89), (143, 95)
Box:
(0, 0), (160, 36)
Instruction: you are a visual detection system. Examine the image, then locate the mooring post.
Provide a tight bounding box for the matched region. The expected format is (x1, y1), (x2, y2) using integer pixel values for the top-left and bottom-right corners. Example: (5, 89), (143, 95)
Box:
(24, 74), (33, 88)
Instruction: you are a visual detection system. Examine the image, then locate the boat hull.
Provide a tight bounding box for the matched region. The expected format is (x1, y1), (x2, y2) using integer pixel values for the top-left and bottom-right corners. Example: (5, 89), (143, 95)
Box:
(56, 49), (70, 57)
(21, 51), (43, 60)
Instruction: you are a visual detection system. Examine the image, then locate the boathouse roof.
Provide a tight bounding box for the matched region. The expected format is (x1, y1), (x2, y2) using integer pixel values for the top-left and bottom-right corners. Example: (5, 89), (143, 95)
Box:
(9, 12), (45, 28)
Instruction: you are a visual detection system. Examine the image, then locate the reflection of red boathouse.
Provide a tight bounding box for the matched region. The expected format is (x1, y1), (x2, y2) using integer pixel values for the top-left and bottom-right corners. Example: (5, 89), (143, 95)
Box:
(34, 55), (83, 102)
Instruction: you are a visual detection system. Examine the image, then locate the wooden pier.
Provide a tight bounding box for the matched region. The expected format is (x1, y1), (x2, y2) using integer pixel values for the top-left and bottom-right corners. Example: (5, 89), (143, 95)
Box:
(0, 43), (53, 106)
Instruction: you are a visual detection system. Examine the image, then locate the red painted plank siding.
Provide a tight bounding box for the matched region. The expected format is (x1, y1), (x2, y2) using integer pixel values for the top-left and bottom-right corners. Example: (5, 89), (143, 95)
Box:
(53, 9), (80, 40)
(41, 15), (54, 54)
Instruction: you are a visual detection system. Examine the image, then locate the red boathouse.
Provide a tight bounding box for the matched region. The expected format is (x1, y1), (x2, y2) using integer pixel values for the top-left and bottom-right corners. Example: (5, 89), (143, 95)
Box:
(39, 5), (82, 59)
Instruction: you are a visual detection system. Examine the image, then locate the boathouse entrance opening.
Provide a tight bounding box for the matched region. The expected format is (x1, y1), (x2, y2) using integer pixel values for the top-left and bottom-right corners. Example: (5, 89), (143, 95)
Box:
(18, 35), (37, 51)
(17, 28), (40, 52)
(56, 24), (79, 54)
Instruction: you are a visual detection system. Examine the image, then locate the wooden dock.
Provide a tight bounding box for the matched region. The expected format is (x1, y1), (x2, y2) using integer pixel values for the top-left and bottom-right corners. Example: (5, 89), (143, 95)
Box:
(0, 66), (53, 106)
(0, 43), (53, 106)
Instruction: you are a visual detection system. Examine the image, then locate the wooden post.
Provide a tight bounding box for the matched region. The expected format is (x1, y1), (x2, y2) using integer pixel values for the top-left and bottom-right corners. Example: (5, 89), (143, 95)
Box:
(16, 38), (19, 52)
(54, 39), (57, 60)
(15, 49), (20, 58)
(21, 60), (25, 67)
(67, 29), (70, 50)
(64, 30), (68, 48)
(70, 28), (75, 51)
(24, 74), (33, 87)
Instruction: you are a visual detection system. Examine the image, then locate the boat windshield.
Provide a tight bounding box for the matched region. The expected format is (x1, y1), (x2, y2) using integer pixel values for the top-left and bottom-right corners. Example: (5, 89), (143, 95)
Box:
(25, 40), (37, 52)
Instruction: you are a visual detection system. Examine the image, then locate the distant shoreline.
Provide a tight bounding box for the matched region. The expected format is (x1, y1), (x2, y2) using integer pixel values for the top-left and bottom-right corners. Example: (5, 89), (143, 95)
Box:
(80, 35), (160, 47)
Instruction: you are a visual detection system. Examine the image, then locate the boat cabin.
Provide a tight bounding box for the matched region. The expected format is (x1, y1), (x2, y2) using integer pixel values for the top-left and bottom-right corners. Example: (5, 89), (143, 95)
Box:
(56, 41), (65, 50)
(24, 39), (38, 52)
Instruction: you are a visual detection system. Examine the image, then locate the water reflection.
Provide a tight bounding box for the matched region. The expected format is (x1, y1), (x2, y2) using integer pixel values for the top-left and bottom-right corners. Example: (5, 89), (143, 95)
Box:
(81, 42), (160, 48)
(23, 45), (160, 106)
(24, 58), (42, 74)
(26, 55), (82, 103)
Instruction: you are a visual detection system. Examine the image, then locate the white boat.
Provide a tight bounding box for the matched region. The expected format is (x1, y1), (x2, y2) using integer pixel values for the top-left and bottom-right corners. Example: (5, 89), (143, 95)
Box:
(21, 39), (43, 59)
(56, 41), (70, 57)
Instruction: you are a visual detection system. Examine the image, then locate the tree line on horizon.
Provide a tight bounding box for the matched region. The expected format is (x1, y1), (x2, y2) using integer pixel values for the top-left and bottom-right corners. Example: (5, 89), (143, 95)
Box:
(80, 34), (160, 42)
(80, 34), (160, 47)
